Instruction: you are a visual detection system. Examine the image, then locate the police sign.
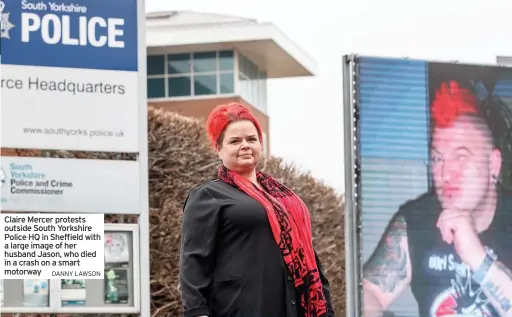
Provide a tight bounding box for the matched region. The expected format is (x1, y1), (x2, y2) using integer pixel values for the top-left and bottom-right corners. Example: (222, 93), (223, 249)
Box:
(1, 0), (140, 152)
(2, 0), (137, 70)
(21, 12), (125, 47)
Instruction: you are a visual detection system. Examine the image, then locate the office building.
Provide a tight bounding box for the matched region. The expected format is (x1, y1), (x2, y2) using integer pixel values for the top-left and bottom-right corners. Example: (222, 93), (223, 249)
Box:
(145, 10), (316, 154)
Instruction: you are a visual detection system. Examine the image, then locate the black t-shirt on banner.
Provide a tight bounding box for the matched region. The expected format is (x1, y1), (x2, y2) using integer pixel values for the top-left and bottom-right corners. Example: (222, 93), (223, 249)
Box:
(401, 188), (512, 317)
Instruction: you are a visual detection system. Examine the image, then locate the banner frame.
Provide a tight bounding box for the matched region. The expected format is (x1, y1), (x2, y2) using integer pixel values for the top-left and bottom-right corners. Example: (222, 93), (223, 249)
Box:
(342, 54), (362, 317)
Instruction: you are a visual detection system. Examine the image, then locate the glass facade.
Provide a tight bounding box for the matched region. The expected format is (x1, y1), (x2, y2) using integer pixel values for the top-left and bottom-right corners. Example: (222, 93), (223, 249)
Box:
(238, 53), (268, 113)
(147, 50), (268, 114)
(262, 132), (268, 156)
(147, 50), (235, 99)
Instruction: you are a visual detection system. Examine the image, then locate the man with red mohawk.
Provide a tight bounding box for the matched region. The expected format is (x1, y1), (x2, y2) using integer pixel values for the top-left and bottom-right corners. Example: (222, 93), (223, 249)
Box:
(363, 81), (512, 317)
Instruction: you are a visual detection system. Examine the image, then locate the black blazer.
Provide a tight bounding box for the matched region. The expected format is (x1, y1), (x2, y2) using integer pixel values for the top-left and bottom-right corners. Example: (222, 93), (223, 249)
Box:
(179, 179), (335, 317)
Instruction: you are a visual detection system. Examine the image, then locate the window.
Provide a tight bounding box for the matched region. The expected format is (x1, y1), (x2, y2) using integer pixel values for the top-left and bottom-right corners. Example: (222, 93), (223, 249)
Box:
(194, 74), (216, 96)
(168, 76), (191, 97)
(262, 132), (268, 156)
(146, 50), (235, 99)
(168, 53), (190, 74)
(147, 78), (165, 99)
(193, 52), (216, 72)
(219, 50), (234, 71)
(220, 73), (234, 94)
(147, 55), (165, 76)
(238, 53), (268, 112)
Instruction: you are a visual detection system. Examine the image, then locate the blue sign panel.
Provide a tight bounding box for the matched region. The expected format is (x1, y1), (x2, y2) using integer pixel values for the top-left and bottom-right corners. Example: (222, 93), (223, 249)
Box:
(0, 0), (138, 71)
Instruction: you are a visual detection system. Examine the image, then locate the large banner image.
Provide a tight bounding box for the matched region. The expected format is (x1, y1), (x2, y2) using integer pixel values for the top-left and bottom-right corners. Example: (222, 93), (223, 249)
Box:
(355, 56), (512, 317)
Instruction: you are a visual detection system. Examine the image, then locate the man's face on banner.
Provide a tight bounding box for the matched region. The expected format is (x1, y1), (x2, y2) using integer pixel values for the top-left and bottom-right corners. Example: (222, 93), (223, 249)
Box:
(431, 115), (501, 211)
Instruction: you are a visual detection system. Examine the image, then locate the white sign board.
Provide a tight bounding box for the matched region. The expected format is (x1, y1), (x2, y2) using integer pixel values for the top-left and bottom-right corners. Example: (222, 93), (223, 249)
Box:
(0, 0), (140, 152)
(0, 157), (139, 214)
(0, 0), (150, 315)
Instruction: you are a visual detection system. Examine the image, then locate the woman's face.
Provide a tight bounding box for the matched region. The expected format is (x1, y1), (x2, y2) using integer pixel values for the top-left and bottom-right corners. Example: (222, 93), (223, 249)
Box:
(216, 120), (262, 174)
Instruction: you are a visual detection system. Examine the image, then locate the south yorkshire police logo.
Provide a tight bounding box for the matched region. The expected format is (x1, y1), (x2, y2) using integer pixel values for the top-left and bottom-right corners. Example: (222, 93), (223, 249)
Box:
(0, 0), (15, 39)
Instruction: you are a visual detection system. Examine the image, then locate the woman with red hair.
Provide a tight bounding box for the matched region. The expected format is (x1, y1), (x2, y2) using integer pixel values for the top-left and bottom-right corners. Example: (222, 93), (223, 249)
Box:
(179, 102), (334, 317)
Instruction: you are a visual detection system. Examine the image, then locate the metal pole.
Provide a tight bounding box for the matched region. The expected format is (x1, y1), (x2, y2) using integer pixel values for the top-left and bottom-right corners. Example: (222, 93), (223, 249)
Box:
(342, 55), (358, 317)
(137, 0), (151, 315)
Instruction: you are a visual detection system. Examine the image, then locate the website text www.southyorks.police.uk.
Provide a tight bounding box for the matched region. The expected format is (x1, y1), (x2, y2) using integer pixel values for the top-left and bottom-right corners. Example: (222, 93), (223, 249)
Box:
(22, 127), (125, 139)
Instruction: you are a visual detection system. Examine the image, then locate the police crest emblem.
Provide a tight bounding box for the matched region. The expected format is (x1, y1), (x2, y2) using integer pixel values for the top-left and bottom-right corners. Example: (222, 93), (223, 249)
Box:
(0, 0), (15, 39)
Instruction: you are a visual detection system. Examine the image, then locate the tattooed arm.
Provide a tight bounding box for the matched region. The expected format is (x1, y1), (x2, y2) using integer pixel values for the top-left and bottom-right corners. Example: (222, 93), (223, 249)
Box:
(475, 260), (512, 317)
(362, 213), (412, 317)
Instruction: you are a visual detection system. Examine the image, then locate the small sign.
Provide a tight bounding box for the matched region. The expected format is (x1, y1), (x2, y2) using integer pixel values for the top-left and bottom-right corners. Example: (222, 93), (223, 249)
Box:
(0, 156), (139, 213)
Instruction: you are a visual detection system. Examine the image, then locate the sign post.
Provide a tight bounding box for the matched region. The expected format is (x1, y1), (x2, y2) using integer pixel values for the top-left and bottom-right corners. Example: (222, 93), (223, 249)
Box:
(0, 0), (149, 315)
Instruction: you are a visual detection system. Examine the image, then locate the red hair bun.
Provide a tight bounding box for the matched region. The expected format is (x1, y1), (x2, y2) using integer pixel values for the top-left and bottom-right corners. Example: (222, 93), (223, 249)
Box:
(206, 102), (263, 146)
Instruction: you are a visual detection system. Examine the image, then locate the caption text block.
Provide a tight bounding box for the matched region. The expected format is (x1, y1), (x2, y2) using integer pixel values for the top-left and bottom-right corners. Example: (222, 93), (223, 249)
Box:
(1, 213), (104, 279)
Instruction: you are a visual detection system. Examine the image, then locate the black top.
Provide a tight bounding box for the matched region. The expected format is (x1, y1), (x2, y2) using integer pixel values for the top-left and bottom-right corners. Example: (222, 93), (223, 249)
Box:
(402, 188), (512, 317)
(179, 179), (334, 317)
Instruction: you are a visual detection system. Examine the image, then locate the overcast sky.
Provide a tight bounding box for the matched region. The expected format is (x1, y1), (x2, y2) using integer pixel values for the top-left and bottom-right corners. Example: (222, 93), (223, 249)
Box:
(146, 0), (512, 195)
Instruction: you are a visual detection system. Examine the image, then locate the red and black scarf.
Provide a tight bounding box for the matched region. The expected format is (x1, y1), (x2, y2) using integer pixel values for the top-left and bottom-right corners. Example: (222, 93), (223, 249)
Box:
(218, 165), (328, 317)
